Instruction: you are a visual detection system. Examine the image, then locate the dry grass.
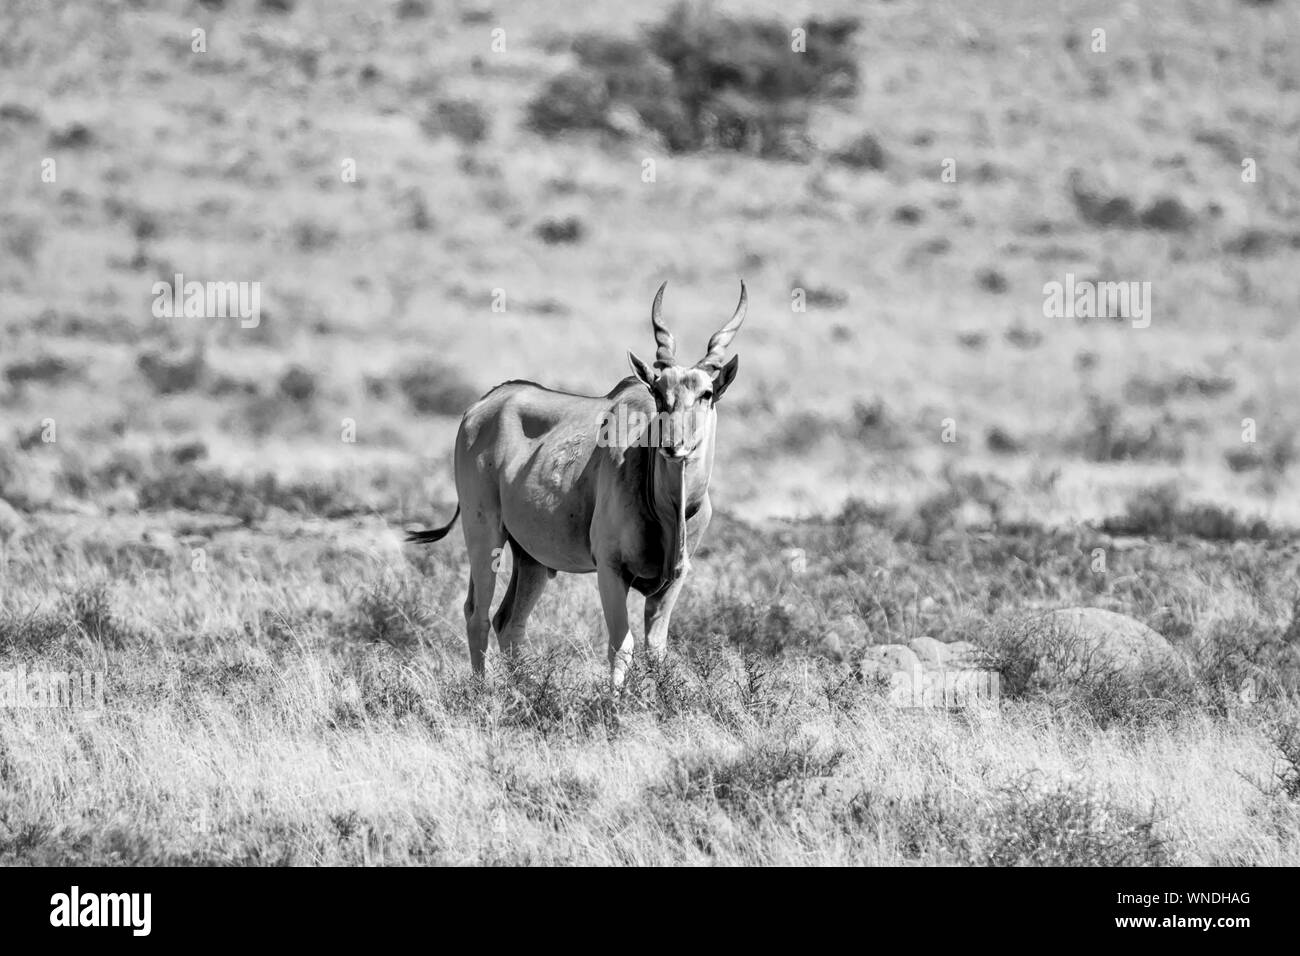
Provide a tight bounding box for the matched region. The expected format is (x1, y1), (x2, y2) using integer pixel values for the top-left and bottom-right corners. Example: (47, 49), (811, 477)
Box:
(1, 644), (1296, 865)
(2, 504), (1299, 864)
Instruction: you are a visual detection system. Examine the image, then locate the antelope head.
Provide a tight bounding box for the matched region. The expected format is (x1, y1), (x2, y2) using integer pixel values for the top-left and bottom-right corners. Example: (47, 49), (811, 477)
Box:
(628, 281), (746, 461)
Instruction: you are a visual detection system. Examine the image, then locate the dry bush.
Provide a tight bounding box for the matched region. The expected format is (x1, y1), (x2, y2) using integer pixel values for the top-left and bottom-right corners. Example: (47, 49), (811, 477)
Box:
(395, 363), (481, 417)
(1074, 397), (1185, 463)
(137, 465), (363, 521)
(345, 575), (434, 650)
(1275, 719), (1300, 800)
(650, 739), (844, 826)
(137, 349), (206, 394)
(1102, 483), (1274, 541)
(4, 355), (73, 386)
(528, 4), (859, 158)
(421, 98), (489, 145)
(979, 779), (1171, 866)
(975, 612), (1197, 728)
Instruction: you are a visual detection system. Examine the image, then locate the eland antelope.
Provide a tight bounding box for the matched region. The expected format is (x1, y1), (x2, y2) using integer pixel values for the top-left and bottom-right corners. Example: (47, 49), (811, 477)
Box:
(406, 282), (747, 686)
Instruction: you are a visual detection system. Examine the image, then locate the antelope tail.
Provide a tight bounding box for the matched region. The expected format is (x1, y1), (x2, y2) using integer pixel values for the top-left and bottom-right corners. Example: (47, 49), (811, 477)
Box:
(405, 505), (460, 544)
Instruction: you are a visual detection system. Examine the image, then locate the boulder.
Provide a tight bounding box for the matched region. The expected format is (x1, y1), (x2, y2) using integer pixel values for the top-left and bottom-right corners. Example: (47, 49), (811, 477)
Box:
(908, 636), (946, 667)
(941, 640), (983, 668)
(907, 637), (986, 668)
(1034, 607), (1183, 681)
(862, 643), (921, 675)
(859, 644), (922, 706)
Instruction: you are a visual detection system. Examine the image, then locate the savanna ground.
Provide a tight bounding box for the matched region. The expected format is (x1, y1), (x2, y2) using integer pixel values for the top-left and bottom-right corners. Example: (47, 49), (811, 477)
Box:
(1, 0), (1299, 864)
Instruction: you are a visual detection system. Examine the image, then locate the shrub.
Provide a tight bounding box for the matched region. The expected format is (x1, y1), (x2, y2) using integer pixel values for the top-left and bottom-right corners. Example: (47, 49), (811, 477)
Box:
(981, 779), (1170, 866)
(986, 425), (1023, 454)
(4, 355), (72, 386)
(651, 740), (843, 823)
(352, 653), (438, 727)
(277, 364), (317, 402)
(1183, 612), (1300, 706)
(770, 410), (837, 455)
(291, 219), (338, 251)
(839, 788), (969, 860)
(1102, 483), (1273, 542)
(534, 216), (584, 244)
(1139, 196), (1196, 232)
(137, 466), (363, 521)
(137, 349), (206, 394)
(830, 132), (886, 170)
(0, 608), (71, 654)
(421, 98), (489, 145)
(1275, 719), (1300, 800)
(65, 582), (134, 649)
(1075, 397), (1183, 462)
(674, 594), (816, 656)
(498, 648), (615, 738)
(528, 4), (859, 157)
(396, 363), (481, 417)
(977, 611), (1196, 727)
(491, 760), (598, 828)
(525, 71), (615, 137)
(847, 398), (909, 450)
(345, 576), (432, 650)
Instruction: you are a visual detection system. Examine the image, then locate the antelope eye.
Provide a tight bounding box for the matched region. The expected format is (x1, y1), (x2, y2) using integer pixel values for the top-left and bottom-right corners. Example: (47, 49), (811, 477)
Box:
(700, 389), (714, 402)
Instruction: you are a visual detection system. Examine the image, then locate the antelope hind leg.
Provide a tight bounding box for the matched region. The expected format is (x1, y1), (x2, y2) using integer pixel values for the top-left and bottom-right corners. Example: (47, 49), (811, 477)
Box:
(494, 540), (549, 658)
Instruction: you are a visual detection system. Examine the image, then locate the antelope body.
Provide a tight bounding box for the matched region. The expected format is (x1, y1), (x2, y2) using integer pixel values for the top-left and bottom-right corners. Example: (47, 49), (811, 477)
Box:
(407, 282), (747, 686)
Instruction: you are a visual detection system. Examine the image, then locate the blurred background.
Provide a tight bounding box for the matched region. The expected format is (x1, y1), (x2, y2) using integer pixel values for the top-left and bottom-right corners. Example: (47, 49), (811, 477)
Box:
(1, 0), (1297, 536)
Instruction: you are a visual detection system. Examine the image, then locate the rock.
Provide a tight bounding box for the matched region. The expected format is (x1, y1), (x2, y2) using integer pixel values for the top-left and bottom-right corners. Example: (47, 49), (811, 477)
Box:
(0, 498), (26, 541)
(941, 640), (982, 667)
(863, 647), (925, 707)
(908, 637), (946, 667)
(1037, 607), (1183, 680)
(862, 643), (921, 675)
(906, 637), (990, 671)
(860, 645), (923, 707)
(861, 640), (1001, 710)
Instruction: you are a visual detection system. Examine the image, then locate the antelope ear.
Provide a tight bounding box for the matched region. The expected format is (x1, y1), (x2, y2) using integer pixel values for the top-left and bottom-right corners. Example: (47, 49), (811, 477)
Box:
(711, 354), (739, 401)
(628, 351), (657, 390)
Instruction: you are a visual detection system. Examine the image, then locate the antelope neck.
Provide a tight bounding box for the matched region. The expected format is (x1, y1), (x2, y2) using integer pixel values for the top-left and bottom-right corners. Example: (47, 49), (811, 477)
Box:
(645, 447), (710, 584)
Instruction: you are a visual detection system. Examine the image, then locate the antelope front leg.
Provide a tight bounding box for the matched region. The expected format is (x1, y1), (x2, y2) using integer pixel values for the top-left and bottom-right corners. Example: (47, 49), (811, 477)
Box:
(643, 575), (686, 663)
(597, 565), (633, 690)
